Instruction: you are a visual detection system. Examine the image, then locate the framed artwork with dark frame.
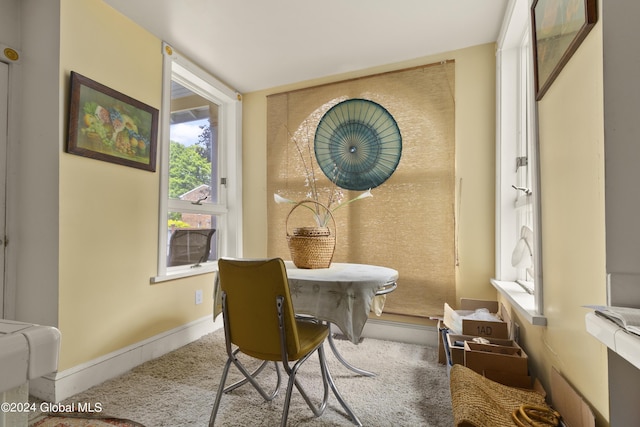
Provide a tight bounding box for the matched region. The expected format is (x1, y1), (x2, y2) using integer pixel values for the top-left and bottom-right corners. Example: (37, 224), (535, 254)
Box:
(67, 71), (159, 172)
(531, 0), (597, 100)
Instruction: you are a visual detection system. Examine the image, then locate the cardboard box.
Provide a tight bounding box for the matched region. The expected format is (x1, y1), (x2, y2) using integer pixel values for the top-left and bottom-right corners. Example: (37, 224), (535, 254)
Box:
(550, 368), (594, 427)
(446, 334), (518, 366)
(464, 340), (529, 376)
(443, 299), (510, 339)
(446, 334), (474, 366)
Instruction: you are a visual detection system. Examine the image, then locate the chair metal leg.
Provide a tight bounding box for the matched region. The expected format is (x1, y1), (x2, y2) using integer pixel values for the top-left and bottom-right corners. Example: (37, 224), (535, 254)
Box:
(319, 344), (363, 426)
(210, 352), (282, 426)
(230, 351), (281, 402)
(327, 325), (376, 377)
(290, 354), (329, 417)
(223, 360), (277, 393)
(209, 357), (233, 426)
(280, 346), (328, 427)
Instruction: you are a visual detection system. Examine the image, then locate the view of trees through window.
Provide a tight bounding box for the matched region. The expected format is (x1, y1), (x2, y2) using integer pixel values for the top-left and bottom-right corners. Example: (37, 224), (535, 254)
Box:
(167, 80), (220, 265)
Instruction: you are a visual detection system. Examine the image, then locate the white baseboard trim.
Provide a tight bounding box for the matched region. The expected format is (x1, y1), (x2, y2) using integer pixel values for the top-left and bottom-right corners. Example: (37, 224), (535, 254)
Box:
(360, 318), (438, 346)
(30, 315), (222, 402)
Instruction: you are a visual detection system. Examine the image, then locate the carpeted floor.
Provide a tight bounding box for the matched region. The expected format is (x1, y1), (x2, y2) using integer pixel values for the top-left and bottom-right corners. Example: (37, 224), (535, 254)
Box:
(30, 329), (453, 426)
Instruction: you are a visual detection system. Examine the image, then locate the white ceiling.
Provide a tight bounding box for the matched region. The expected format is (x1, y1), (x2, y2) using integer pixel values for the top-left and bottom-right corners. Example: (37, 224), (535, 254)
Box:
(103, 0), (509, 93)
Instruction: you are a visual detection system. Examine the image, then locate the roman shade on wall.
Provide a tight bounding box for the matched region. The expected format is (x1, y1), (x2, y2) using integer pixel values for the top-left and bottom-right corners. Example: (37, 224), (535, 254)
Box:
(267, 61), (455, 317)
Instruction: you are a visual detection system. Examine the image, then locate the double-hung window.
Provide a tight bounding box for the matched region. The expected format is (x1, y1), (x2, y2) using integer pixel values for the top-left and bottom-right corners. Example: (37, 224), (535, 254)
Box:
(493, 0), (546, 325)
(153, 43), (242, 282)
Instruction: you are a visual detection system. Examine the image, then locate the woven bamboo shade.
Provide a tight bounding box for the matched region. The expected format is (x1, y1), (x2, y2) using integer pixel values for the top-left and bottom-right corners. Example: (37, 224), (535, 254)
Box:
(267, 61), (455, 318)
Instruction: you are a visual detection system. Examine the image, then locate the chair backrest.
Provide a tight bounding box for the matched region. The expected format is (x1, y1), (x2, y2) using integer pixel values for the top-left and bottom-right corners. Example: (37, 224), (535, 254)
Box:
(217, 258), (301, 361)
(168, 228), (216, 266)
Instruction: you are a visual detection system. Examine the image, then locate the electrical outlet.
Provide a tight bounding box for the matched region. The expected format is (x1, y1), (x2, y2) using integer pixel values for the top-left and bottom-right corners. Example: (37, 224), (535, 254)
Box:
(195, 289), (203, 305)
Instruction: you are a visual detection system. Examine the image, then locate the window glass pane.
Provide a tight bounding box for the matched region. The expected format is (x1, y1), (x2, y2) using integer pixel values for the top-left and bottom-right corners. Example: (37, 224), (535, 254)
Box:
(169, 81), (219, 204)
(167, 212), (219, 266)
(514, 30), (535, 286)
(493, 3), (544, 318)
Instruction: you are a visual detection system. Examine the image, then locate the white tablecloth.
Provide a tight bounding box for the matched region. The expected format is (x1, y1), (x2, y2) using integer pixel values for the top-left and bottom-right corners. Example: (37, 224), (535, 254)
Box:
(214, 261), (398, 344)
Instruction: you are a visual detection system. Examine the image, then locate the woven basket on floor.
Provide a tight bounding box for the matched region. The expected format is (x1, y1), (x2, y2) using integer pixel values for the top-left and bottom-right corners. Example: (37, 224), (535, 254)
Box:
(286, 200), (336, 269)
(450, 364), (551, 427)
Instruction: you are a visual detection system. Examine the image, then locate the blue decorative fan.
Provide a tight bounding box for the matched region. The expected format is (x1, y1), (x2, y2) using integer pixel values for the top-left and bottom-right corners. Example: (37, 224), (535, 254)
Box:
(314, 99), (402, 191)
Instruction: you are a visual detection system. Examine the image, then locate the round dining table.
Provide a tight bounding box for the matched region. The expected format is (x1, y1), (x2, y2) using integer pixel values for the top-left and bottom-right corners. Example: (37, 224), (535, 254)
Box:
(214, 260), (398, 376)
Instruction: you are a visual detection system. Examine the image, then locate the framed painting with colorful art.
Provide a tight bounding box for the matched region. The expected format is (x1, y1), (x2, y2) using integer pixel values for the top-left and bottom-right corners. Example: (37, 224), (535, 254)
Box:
(67, 71), (159, 171)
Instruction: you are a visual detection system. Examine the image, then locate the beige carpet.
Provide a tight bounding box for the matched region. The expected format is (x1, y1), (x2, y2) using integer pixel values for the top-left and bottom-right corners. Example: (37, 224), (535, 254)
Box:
(30, 329), (453, 426)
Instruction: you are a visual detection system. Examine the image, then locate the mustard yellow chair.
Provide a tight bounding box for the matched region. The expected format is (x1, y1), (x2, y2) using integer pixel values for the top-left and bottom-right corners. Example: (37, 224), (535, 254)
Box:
(209, 258), (361, 427)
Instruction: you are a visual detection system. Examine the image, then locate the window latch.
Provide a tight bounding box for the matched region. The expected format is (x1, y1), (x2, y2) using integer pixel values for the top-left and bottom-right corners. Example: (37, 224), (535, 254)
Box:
(191, 196), (208, 205)
(512, 185), (532, 195)
(516, 156), (528, 171)
(221, 177), (227, 186)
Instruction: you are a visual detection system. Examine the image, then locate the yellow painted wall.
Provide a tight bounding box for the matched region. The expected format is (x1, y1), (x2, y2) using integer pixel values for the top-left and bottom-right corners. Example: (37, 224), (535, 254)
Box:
(500, 16), (609, 425)
(56, 0), (216, 370)
(452, 44), (497, 302)
(242, 43), (497, 302)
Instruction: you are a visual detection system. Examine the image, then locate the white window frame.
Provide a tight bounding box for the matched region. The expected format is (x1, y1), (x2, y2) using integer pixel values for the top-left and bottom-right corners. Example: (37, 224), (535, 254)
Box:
(0, 60), (8, 318)
(493, 0), (546, 326)
(152, 43), (243, 283)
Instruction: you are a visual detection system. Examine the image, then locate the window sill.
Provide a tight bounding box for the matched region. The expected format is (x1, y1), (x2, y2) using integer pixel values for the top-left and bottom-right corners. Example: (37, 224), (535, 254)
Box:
(151, 261), (218, 284)
(490, 278), (547, 326)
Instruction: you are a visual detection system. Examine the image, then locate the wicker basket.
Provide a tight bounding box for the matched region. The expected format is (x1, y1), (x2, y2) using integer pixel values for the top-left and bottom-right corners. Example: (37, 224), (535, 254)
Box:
(286, 200), (336, 269)
(450, 364), (550, 427)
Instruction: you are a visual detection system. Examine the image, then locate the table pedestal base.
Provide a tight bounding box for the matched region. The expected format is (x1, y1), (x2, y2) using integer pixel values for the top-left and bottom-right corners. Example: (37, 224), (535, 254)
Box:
(327, 326), (376, 377)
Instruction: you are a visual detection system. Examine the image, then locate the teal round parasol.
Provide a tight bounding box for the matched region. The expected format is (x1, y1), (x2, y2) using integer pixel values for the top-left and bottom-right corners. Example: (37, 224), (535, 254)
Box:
(314, 99), (402, 191)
